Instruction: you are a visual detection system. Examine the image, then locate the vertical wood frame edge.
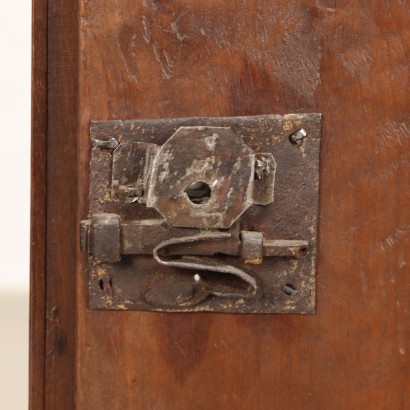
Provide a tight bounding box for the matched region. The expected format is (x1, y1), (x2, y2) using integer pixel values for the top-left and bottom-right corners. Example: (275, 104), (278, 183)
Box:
(30, 0), (47, 408)
(30, 0), (79, 408)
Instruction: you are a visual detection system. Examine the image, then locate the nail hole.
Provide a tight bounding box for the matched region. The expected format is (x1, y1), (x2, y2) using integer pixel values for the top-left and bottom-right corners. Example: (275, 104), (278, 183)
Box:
(98, 279), (104, 290)
(299, 246), (308, 255)
(185, 181), (211, 205)
(282, 283), (297, 296)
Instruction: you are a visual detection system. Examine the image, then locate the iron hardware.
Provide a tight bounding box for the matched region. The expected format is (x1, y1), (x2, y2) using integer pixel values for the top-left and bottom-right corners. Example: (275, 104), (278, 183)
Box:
(81, 114), (321, 313)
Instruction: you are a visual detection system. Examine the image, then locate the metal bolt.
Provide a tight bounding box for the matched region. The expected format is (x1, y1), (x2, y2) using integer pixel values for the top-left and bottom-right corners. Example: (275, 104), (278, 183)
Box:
(93, 138), (119, 149)
(289, 129), (307, 146)
(282, 284), (298, 296)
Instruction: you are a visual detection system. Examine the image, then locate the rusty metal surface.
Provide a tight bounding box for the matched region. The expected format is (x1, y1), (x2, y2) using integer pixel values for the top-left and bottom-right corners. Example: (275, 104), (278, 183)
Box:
(91, 214), (121, 263)
(85, 114), (321, 313)
(241, 231), (264, 264)
(148, 126), (255, 228)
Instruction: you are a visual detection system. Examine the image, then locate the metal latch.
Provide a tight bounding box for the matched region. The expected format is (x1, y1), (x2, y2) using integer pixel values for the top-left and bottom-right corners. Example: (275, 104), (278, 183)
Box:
(81, 114), (321, 313)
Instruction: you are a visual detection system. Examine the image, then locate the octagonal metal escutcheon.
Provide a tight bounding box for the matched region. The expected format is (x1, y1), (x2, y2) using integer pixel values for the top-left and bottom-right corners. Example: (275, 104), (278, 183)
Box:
(81, 114), (322, 313)
(147, 126), (260, 229)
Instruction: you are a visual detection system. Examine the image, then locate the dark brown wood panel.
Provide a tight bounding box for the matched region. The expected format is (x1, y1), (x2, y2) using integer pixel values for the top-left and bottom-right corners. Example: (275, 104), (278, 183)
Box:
(32, 0), (410, 408)
(75, 1), (410, 409)
(30, 0), (47, 408)
(43, 0), (79, 408)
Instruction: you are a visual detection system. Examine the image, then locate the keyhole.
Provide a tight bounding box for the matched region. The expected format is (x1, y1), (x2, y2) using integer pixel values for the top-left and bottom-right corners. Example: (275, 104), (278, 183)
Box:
(185, 181), (211, 205)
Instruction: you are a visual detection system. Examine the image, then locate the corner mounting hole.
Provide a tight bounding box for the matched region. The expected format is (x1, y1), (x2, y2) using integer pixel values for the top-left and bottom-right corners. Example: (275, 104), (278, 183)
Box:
(185, 181), (211, 205)
(299, 246), (308, 255)
(282, 283), (297, 296)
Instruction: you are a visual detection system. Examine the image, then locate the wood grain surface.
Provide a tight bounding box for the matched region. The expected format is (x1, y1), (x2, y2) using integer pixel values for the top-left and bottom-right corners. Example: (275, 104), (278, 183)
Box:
(32, 0), (410, 408)
(33, 0), (79, 409)
(30, 0), (47, 408)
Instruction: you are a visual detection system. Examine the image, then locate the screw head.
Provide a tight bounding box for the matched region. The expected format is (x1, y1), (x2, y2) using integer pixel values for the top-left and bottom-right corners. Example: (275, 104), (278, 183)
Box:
(282, 284), (298, 296)
(289, 129), (307, 145)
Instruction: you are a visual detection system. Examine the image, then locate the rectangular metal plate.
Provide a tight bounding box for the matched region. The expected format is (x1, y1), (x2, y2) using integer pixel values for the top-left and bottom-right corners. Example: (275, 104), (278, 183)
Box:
(86, 114), (321, 313)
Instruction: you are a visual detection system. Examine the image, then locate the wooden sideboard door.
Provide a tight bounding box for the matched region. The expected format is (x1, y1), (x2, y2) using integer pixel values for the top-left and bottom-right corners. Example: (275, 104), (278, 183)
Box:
(31, 0), (410, 409)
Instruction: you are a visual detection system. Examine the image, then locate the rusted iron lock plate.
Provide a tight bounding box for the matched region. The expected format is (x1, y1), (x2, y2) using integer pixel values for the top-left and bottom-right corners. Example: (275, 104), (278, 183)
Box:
(81, 114), (321, 313)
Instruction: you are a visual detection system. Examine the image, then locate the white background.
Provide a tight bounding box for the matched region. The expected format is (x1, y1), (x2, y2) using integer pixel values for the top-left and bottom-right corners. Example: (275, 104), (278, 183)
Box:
(0, 0), (31, 408)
